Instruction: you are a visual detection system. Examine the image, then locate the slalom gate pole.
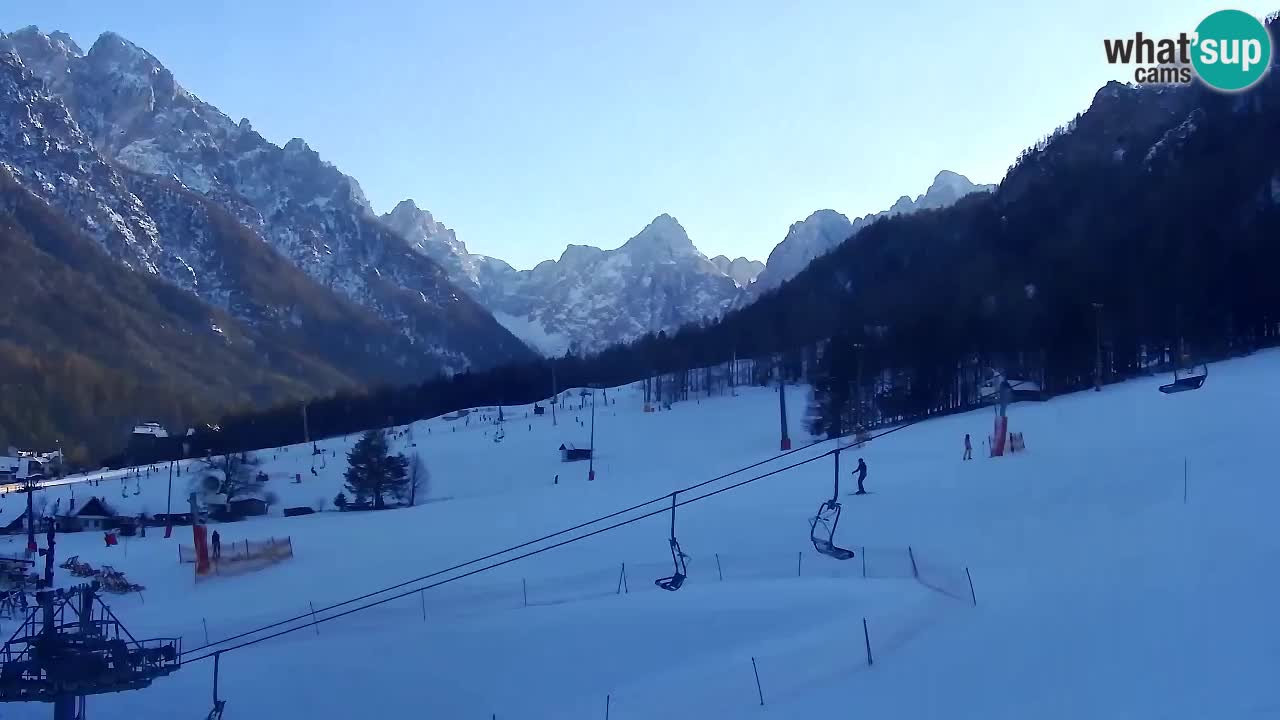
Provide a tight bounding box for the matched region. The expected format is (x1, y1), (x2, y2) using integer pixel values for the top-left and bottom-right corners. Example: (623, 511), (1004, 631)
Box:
(751, 657), (765, 706)
(863, 618), (874, 666)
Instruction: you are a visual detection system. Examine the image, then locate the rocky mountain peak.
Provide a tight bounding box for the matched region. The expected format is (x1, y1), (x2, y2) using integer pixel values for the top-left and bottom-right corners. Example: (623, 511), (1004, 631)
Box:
(621, 213), (697, 256)
(0, 26), (80, 84)
(283, 137), (313, 154)
(558, 243), (606, 266)
(916, 170), (995, 210)
(46, 31), (82, 56)
(85, 30), (167, 81)
(383, 199), (464, 254)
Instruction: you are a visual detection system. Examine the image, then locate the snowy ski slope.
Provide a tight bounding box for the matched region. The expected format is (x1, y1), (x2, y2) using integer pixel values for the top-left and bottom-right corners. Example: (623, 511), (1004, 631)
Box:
(3, 350), (1280, 719)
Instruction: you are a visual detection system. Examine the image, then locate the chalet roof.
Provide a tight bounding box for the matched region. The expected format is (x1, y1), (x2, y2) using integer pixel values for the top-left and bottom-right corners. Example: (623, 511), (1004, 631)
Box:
(68, 496), (116, 518)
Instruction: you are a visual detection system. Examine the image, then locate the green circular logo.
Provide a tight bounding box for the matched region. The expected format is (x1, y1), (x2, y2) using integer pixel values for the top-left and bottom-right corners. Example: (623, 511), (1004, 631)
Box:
(1192, 10), (1272, 91)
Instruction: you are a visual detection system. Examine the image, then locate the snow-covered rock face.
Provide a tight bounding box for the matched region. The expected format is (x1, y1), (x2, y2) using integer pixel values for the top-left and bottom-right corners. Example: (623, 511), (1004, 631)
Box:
(753, 172), (995, 293)
(381, 199), (515, 293)
(383, 212), (748, 356)
(378, 203), (769, 355)
(710, 255), (765, 287)
(485, 215), (742, 356)
(0, 27), (531, 373)
(0, 52), (164, 274)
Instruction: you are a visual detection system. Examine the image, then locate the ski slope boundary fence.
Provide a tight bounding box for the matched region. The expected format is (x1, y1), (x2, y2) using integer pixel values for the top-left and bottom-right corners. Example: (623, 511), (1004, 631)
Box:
(178, 537), (293, 579)
(170, 545), (971, 656)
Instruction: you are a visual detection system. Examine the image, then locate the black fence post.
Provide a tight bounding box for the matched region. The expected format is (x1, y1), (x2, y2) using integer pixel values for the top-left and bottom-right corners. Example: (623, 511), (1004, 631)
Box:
(715, 553), (723, 581)
(522, 578), (528, 607)
(202, 617), (209, 645)
(420, 589), (427, 620)
(797, 551), (802, 577)
(966, 567), (977, 607)
(908, 546), (919, 579)
(751, 657), (765, 706)
(309, 601), (320, 635)
(861, 546), (867, 578)
(605, 693), (611, 719)
(863, 617), (874, 666)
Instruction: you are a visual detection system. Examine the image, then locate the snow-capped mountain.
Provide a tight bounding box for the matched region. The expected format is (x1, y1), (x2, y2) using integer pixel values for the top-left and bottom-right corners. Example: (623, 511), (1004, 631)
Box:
(0, 26), (532, 375)
(383, 204), (744, 355)
(0, 25), (994, 365)
(484, 214), (741, 356)
(752, 171), (996, 292)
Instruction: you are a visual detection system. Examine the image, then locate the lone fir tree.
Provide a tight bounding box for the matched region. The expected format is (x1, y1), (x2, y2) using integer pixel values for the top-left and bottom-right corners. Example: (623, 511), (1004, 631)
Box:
(344, 429), (409, 509)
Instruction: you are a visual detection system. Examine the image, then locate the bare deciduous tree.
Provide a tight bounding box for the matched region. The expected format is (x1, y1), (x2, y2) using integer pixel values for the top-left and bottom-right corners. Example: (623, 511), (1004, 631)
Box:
(407, 453), (429, 506)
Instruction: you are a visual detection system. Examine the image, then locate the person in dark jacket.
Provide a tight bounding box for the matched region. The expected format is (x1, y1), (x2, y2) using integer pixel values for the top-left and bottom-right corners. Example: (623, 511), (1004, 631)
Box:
(211, 530), (221, 561)
(964, 433), (973, 461)
(853, 458), (868, 494)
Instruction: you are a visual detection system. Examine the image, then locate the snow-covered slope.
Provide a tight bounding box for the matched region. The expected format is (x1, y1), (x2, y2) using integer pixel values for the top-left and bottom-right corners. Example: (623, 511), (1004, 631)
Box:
(7, 350), (1279, 719)
(753, 171), (996, 293)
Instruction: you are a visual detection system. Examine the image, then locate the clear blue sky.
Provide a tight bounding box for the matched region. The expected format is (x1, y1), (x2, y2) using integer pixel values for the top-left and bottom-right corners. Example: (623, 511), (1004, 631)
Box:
(5, 1), (1274, 269)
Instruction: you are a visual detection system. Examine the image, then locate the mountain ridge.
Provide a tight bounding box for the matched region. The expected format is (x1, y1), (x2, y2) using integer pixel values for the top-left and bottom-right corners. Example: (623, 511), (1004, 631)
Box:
(380, 169), (992, 354)
(0, 26), (534, 376)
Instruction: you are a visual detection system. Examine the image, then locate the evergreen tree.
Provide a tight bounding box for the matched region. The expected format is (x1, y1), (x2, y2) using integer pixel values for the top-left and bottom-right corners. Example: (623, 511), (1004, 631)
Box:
(806, 338), (856, 439)
(343, 430), (408, 509)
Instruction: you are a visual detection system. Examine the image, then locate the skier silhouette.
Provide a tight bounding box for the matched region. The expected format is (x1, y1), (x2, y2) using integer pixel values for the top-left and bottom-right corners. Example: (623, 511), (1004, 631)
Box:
(852, 458), (868, 495)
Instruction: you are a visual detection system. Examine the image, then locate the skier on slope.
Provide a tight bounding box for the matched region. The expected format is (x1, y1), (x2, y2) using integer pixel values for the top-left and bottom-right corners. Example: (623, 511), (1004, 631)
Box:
(964, 433), (973, 461)
(852, 458), (868, 495)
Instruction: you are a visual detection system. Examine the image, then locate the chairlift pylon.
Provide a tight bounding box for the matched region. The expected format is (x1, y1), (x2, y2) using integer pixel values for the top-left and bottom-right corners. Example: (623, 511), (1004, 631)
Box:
(206, 651), (226, 720)
(809, 447), (855, 560)
(655, 493), (689, 591)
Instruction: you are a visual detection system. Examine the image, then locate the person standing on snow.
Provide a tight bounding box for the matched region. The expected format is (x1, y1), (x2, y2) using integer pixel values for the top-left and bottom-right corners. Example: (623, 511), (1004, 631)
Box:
(211, 530), (222, 561)
(853, 458), (868, 495)
(964, 433), (973, 461)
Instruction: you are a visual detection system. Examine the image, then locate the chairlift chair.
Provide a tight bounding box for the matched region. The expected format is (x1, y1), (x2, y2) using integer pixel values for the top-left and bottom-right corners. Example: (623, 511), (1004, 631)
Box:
(655, 493), (689, 591)
(1159, 362), (1207, 394)
(809, 500), (855, 560)
(809, 448), (856, 560)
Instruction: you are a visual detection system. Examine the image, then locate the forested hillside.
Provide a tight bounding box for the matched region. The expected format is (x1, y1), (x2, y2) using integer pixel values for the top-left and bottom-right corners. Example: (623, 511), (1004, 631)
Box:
(164, 36), (1280, 462)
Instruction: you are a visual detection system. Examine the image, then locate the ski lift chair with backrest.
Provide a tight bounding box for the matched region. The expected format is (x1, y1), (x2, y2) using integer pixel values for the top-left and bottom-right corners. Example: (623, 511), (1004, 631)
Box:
(809, 447), (855, 560)
(655, 494), (689, 591)
(1159, 362), (1207, 394)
